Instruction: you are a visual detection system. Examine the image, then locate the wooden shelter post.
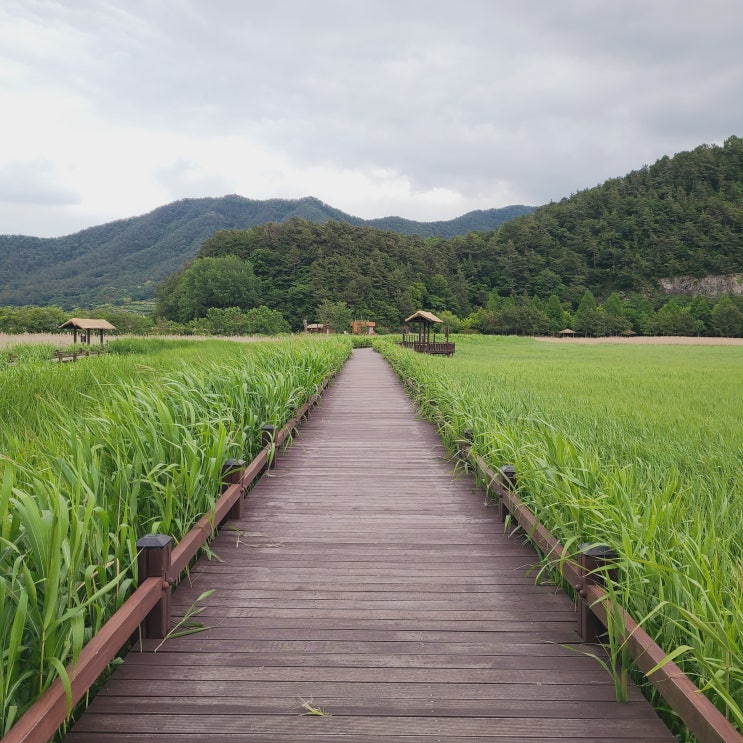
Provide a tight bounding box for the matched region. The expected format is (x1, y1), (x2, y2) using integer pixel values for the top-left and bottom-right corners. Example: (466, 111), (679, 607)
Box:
(400, 311), (455, 356)
(59, 318), (117, 347)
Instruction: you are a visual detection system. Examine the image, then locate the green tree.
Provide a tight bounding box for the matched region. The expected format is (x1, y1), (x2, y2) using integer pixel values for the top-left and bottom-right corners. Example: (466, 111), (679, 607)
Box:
(425, 274), (457, 313)
(648, 298), (703, 336)
(201, 307), (250, 335)
(95, 306), (153, 334)
(155, 273), (183, 320)
(316, 299), (352, 333)
(0, 305), (67, 333)
(463, 308), (494, 333)
(574, 290), (606, 336)
(711, 295), (743, 336)
(545, 294), (571, 333)
(485, 289), (504, 314)
(243, 305), (291, 335)
(623, 293), (656, 335)
(531, 269), (565, 298)
(600, 293), (632, 336)
(437, 310), (463, 333)
(688, 295), (713, 335)
(173, 255), (261, 322)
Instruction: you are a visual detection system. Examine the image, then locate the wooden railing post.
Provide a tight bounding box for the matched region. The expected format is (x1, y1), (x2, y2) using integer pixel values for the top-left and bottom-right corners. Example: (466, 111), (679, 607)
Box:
(136, 534), (173, 639)
(497, 465), (516, 521)
(221, 458), (246, 520)
(261, 424), (276, 471)
(578, 543), (619, 643)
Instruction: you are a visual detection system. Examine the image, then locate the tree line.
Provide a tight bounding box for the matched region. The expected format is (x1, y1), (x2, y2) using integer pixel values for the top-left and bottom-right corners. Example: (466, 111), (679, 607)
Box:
(153, 136), (743, 336)
(3, 288), (741, 338)
(3, 136), (742, 338)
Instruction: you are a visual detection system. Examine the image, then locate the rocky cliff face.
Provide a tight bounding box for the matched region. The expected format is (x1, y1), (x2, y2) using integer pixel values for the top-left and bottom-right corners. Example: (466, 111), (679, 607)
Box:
(659, 274), (743, 297)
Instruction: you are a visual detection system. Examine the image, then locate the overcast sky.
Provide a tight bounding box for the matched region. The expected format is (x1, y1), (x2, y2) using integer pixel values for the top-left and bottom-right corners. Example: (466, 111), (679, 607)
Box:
(1, 1), (741, 238)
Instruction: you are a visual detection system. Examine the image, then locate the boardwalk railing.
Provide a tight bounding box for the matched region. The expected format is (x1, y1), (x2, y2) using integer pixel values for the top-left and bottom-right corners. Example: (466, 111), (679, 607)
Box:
(399, 339), (456, 356)
(52, 348), (106, 363)
(457, 436), (741, 743)
(3, 379), (330, 743)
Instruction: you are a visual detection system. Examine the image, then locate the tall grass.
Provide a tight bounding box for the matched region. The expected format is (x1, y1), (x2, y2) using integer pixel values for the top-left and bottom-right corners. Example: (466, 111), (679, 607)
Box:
(0, 336), (351, 734)
(378, 335), (743, 739)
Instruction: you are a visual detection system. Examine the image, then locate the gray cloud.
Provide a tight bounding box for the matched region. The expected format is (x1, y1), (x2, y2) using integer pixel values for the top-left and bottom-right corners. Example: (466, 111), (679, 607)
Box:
(0, 161), (81, 206)
(156, 159), (233, 199)
(0, 0), (741, 234)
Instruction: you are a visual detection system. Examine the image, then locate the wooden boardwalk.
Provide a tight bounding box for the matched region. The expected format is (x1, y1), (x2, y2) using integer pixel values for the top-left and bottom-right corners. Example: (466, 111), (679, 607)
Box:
(66, 348), (673, 742)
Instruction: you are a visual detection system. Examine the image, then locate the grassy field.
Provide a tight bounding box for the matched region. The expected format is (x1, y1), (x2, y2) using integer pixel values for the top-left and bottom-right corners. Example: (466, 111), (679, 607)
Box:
(0, 335), (351, 735)
(378, 334), (743, 739)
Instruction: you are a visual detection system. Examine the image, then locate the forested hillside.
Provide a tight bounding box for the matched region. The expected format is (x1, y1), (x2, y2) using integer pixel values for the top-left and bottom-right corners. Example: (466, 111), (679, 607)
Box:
(0, 196), (534, 307)
(490, 136), (743, 299)
(157, 136), (743, 336)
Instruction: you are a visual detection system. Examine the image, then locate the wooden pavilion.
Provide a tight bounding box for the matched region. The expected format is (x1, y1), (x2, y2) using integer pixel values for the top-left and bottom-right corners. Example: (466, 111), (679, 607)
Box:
(400, 310), (455, 355)
(304, 323), (331, 334)
(59, 318), (116, 345)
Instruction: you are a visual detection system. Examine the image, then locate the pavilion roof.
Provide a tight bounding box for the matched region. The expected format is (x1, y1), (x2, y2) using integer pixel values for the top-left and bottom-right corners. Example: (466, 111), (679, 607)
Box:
(404, 310), (443, 324)
(59, 318), (117, 331)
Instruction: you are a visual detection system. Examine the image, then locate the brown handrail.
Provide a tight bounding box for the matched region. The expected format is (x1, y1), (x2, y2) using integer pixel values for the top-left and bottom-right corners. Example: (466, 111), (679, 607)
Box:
(2, 375), (331, 743)
(2, 577), (163, 743)
(399, 340), (455, 355)
(467, 450), (742, 743)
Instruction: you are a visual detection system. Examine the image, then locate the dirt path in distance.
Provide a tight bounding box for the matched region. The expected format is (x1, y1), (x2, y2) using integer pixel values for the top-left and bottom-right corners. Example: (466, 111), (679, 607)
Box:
(534, 335), (743, 346)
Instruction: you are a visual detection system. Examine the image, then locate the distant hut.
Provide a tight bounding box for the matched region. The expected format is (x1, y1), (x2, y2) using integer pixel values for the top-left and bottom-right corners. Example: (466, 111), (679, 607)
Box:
(558, 328), (577, 338)
(59, 318), (116, 345)
(400, 310), (454, 356)
(304, 322), (331, 334)
(350, 320), (376, 335)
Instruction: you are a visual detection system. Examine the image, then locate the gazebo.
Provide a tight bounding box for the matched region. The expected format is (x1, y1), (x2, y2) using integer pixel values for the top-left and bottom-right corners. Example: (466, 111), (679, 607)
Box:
(558, 328), (577, 338)
(59, 318), (116, 345)
(304, 323), (331, 334)
(400, 310), (455, 356)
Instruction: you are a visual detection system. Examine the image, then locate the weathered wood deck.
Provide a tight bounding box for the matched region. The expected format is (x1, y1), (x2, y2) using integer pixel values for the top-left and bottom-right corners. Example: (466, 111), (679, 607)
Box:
(66, 348), (673, 742)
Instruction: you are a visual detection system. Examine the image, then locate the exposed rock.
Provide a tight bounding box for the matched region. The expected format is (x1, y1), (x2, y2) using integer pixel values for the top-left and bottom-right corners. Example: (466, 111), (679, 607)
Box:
(659, 274), (743, 297)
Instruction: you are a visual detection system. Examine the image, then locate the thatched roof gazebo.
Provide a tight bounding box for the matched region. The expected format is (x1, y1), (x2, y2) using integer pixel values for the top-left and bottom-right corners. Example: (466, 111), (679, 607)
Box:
(558, 328), (577, 337)
(400, 310), (455, 356)
(59, 318), (116, 345)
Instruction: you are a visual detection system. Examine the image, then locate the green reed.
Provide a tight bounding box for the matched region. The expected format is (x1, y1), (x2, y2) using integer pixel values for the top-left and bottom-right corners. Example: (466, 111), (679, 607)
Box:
(0, 336), (351, 734)
(378, 335), (742, 739)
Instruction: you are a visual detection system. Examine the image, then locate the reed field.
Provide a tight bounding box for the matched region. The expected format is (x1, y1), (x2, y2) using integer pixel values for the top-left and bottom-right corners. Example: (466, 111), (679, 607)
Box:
(378, 335), (742, 739)
(0, 335), (351, 735)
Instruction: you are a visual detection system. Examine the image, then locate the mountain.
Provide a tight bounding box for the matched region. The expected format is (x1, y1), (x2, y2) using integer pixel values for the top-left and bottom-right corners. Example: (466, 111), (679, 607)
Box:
(484, 136), (743, 300)
(157, 136), (743, 333)
(0, 196), (535, 307)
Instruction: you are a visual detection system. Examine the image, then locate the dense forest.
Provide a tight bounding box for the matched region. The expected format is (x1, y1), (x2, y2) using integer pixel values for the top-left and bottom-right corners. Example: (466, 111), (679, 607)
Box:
(155, 136), (743, 336)
(0, 196), (533, 307)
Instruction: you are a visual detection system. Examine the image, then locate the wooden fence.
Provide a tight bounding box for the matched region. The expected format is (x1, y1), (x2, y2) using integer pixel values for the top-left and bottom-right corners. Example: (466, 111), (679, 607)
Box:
(2, 380), (329, 743)
(4, 363), (741, 742)
(399, 339), (456, 356)
(52, 348), (106, 363)
(455, 432), (742, 743)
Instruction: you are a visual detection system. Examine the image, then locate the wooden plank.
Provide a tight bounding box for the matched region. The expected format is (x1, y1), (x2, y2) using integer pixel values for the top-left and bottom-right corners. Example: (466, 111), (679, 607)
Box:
(93, 678), (646, 703)
(87, 695), (661, 719)
(101, 664), (621, 684)
(62, 736), (672, 743)
(115, 650), (617, 670)
(69, 713), (674, 738)
(66, 348), (675, 742)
